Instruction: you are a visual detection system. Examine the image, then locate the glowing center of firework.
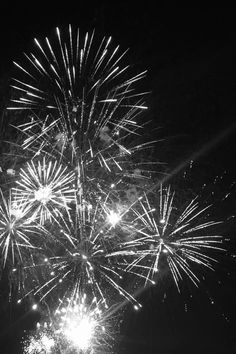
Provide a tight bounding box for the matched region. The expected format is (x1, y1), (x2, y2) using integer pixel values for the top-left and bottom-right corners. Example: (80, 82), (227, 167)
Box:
(34, 185), (52, 204)
(64, 316), (95, 349)
(107, 210), (121, 227)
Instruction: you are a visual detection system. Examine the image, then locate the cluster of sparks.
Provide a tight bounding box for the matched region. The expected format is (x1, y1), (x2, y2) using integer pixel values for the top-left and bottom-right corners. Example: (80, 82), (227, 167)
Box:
(0, 25), (230, 353)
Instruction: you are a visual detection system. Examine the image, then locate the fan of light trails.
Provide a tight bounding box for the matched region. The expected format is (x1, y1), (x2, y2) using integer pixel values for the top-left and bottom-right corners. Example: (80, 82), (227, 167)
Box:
(9, 25), (147, 114)
(111, 185), (226, 291)
(12, 157), (75, 224)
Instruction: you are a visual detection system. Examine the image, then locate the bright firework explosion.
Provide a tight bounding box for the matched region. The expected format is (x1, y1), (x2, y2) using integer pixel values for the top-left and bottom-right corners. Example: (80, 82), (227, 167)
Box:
(23, 292), (114, 354)
(8, 24), (151, 174)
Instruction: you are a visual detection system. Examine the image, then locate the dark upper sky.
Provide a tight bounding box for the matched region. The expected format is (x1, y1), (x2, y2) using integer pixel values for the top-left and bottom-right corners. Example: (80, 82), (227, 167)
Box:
(0, 5), (236, 354)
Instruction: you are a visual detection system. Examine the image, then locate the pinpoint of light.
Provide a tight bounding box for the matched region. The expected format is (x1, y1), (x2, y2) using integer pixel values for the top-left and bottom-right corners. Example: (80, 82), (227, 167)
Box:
(34, 185), (52, 204)
(107, 210), (121, 227)
(32, 304), (38, 310)
(160, 218), (165, 224)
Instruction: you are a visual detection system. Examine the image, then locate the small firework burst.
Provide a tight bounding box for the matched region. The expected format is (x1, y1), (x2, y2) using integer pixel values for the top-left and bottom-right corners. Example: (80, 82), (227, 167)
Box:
(13, 157), (75, 224)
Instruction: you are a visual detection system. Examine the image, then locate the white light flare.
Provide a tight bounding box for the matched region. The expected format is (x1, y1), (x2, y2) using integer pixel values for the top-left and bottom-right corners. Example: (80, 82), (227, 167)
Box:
(106, 210), (121, 227)
(64, 315), (95, 350)
(34, 185), (52, 204)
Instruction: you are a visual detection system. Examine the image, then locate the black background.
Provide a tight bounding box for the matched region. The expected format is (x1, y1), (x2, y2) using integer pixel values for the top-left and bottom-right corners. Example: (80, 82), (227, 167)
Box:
(0, 5), (236, 354)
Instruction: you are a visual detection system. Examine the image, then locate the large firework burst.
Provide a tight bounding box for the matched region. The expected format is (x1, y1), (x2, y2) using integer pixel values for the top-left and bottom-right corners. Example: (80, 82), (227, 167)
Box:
(8, 25), (149, 164)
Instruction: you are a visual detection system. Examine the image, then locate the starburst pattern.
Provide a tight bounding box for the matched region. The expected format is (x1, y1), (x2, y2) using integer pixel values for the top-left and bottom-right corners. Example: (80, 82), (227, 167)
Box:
(13, 157), (75, 224)
(112, 186), (226, 291)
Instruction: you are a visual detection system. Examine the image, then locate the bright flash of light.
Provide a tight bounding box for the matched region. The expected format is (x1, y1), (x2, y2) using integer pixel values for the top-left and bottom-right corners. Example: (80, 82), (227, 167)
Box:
(54, 293), (109, 352)
(111, 185), (225, 291)
(13, 157), (75, 224)
(64, 316), (94, 349)
(25, 292), (113, 353)
(106, 210), (121, 227)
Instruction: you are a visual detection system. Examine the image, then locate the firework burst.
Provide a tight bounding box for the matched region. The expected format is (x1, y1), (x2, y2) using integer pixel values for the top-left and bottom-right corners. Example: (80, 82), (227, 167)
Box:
(9, 25), (147, 114)
(23, 292), (114, 354)
(28, 196), (142, 309)
(12, 157), (75, 224)
(8, 25), (157, 185)
(110, 185), (226, 291)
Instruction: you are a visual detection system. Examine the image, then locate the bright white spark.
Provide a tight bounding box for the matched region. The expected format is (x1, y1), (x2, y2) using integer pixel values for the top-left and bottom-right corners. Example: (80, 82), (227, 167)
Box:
(64, 315), (95, 349)
(106, 210), (121, 227)
(34, 185), (52, 204)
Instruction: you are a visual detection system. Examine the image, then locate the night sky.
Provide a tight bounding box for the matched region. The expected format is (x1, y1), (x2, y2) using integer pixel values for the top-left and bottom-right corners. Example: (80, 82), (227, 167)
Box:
(0, 5), (236, 354)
